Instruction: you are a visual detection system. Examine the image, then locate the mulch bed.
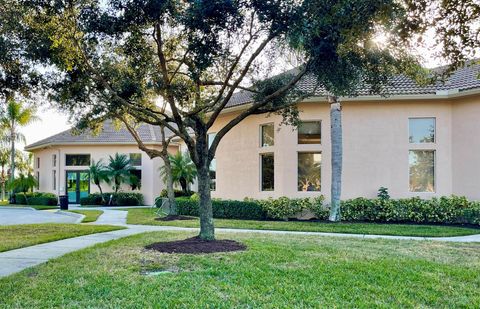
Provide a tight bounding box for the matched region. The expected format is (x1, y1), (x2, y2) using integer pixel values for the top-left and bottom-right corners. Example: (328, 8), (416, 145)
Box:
(145, 237), (247, 254)
(155, 215), (195, 221)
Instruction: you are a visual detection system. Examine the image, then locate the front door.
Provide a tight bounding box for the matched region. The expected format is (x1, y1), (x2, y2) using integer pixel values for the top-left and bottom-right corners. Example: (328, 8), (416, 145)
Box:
(66, 171), (90, 204)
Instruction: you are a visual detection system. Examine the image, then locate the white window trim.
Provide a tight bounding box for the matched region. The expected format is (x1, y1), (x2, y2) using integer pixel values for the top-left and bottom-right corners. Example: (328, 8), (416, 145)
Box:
(297, 151), (322, 193)
(408, 117), (437, 144)
(259, 122), (275, 148)
(408, 149), (436, 194)
(297, 120), (322, 145)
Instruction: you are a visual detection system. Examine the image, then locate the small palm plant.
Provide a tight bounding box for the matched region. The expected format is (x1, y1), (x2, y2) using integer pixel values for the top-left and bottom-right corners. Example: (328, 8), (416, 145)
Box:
(89, 159), (109, 204)
(159, 152), (197, 194)
(8, 173), (37, 205)
(106, 153), (136, 193)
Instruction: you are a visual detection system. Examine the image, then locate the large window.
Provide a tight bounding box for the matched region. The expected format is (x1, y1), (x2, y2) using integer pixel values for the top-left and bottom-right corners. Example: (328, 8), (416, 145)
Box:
(409, 150), (435, 192)
(298, 152), (321, 191)
(36, 157), (40, 169)
(129, 153), (142, 166)
(261, 153), (274, 191)
(298, 121), (321, 144)
(409, 118), (435, 143)
(65, 154), (91, 166)
(260, 123), (274, 147)
(208, 132), (217, 191)
(130, 169), (142, 190)
(210, 159), (216, 191)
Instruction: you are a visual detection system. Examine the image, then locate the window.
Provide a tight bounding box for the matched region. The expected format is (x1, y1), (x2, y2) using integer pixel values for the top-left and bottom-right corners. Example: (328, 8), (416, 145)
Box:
(36, 157), (40, 169)
(52, 170), (56, 190)
(409, 118), (435, 143)
(409, 150), (435, 192)
(65, 154), (91, 166)
(130, 169), (142, 190)
(298, 152), (321, 191)
(208, 132), (217, 191)
(261, 153), (274, 191)
(298, 121), (321, 144)
(260, 123), (274, 147)
(210, 159), (216, 191)
(52, 154), (57, 167)
(129, 153), (142, 166)
(36, 172), (40, 190)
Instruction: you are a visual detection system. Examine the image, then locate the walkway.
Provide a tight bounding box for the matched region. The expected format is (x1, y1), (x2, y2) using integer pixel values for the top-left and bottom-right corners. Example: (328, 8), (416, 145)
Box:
(0, 207), (81, 225)
(1, 208), (479, 278)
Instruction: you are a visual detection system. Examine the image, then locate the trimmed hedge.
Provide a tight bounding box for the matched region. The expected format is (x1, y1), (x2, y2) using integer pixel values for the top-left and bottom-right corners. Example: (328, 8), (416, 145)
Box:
(14, 192), (58, 206)
(80, 192), (144, 206)
(170, 194), (480, 226)
(176, 197), (268, 220)
(341, 195), (480, 225)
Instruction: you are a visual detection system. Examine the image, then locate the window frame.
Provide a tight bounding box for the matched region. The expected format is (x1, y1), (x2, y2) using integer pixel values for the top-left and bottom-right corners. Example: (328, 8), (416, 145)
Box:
(408, 117), (436, 144)
(297, 120), (322, 145)
(65, 154), (91, 166)
(259, 122), (275, 147)
(260, 152), (275, 192)
(52, 154), (57, 167)
(408, 149), (436, 193)
(297, 151), (322, 192)
(52, 170), (57, 190)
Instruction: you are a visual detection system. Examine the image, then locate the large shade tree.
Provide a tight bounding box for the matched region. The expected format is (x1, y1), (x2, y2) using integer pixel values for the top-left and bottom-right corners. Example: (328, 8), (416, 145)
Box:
(24, 0), (478, 239)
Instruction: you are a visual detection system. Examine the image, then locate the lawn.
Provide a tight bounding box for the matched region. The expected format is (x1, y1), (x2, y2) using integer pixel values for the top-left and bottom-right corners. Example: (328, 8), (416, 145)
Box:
(68, 210), (104, 223)
(0, 224), (125, 252)
(126, 208), (480, 237)
(0, 204), (59, 210)
(1, 231), (479, 307)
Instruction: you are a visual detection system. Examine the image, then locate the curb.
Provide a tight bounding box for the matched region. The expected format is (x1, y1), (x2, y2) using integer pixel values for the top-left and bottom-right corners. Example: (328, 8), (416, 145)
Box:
(55, 210), (85, 223)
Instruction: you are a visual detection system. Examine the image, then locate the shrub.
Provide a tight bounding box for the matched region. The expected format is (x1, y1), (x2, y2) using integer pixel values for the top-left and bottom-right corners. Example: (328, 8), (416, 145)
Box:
(377, 187), (390, 200)
(14, 192), (58, 206)
(307, 195), (328, 220)
(176, 197), (267, 220)
(341, 195), (480, 225)
(160, 189), (193, 198)
(80, 192), (144, 206)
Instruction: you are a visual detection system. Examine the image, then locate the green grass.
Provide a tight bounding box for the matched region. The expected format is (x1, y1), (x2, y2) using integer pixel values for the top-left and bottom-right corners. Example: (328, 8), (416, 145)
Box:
(1, 231), (480, 307)
(126, 208), (480, 237)
(0, 204), (59, 210)
(68, 210), (103, 223)
(0, 224), (125, 252)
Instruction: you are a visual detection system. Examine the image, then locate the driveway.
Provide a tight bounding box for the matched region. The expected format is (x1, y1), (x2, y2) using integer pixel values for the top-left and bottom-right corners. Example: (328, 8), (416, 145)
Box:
(0, 208), (80, 225)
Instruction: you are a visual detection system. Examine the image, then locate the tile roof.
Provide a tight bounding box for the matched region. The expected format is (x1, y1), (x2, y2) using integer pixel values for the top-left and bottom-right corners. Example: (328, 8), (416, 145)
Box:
(225, 63), (480, 108)
(25, 120), (171, 150)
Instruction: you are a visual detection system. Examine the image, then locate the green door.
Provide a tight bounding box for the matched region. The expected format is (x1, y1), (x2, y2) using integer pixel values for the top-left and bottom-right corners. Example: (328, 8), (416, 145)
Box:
(66, 171), (90, 204)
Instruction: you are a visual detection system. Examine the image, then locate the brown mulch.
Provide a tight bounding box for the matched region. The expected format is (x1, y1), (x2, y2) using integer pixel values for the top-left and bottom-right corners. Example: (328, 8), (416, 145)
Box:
(155, 215), (196, 221)
(145, 237), (247, 254)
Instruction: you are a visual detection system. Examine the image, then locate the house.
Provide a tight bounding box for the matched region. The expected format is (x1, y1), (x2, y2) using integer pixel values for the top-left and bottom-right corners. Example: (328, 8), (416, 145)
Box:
(25, 64), (480, 204)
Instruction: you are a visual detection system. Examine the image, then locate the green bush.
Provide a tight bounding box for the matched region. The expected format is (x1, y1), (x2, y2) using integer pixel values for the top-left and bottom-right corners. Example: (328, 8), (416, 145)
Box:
(160, 189), (193, 198)
(341, 195), (480, 225)
(307, 195), (328, 220)
(14, 192), (58, 206)
(80, 192), (144, 206)
(176, 197), (267, 220)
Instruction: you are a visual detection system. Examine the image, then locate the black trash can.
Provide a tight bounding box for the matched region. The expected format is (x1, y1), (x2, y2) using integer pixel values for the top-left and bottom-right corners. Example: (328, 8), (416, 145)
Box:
(59, 195), (69, 210)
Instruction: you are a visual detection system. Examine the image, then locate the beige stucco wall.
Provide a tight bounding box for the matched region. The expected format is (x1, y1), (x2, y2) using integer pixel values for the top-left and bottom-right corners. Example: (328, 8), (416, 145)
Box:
(207, 98), (466, 201)
(452, 95), (480, 199)
(30, 144), (178, 205)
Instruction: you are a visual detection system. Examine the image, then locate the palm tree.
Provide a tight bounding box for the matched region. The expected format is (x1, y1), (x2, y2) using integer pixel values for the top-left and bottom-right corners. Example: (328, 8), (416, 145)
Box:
(8, 173), (37, 205)
(0, 148), (9, 201)
(0, 99), (38, 203)
(329, 95), (342, 221)
(160, 152), (197, 194)
(15, 151), (34, 175)
(106, 153), (136, 193)
(89, 159), (109, 203)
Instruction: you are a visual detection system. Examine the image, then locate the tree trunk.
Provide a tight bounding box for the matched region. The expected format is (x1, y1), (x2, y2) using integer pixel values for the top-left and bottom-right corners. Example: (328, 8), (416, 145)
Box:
(179, 177), (188, 194)
(197, 163), (215, 240)
(96, 182), (105, 204)
(329, 96), (342, 221)
(9, 129), (15, 204)
(161, 155), (177, 215)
